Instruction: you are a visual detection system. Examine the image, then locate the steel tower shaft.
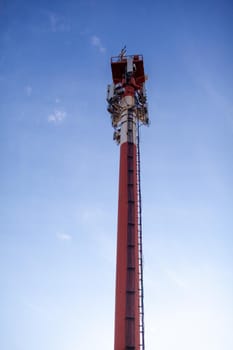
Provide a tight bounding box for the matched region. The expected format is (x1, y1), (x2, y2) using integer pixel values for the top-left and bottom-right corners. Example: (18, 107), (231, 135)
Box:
(115, 112), (140, 350)
(107, 50), (149, 350)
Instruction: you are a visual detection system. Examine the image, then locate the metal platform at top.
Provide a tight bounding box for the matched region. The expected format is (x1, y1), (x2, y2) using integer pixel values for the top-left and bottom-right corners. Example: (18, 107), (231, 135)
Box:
(111, 54), (146, 86)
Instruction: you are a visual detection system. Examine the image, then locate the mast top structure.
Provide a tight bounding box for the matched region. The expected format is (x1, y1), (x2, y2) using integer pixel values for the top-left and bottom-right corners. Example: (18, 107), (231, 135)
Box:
(111, 54), (146, 85)
(107, 47), (149, 144)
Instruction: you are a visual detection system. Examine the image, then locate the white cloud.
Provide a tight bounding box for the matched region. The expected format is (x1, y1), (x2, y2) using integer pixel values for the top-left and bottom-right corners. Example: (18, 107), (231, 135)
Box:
(25, 85), (32, 96)
(91, 35), (106, 53)
(49, 13), (70, 32)
(56, 233), (72, 241)
(48, 109), (66, 124)
(199, 78), (233, 132)
(164, 267), (188, 289)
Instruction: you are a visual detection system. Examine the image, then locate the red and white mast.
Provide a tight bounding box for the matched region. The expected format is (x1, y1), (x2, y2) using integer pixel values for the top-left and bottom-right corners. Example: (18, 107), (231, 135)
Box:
(107, 49), (149, 350)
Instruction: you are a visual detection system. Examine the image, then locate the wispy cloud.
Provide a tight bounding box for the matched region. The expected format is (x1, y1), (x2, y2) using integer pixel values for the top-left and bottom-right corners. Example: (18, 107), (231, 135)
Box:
(184, 49), (233, 132)
(56, 232), (72, 241)
(77, 206), (107, 225)
(49, 13), (70, 32)
(91, 35), (106, 53)
(48, 109), (66, 124)
(75, 205), (115, 263)
(199, 78), (233, 131)
(22, 297), (59, 321)
(164, 267), (188, 289)
(25, 85), (32, 96)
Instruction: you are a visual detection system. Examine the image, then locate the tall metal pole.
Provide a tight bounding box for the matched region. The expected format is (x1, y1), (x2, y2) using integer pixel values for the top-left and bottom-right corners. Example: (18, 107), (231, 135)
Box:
(107, 50), (149, 350)
(115, 109), (139, 349)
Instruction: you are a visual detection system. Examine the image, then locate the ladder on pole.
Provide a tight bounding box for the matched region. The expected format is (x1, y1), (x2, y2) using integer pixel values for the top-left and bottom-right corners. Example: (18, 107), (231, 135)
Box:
(137, 121), (145, 350)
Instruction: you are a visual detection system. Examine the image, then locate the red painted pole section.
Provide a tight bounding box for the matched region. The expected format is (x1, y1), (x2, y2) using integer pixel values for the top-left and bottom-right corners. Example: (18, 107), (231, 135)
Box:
(107, 52), (148, 350)
(114, 138), (140, 350)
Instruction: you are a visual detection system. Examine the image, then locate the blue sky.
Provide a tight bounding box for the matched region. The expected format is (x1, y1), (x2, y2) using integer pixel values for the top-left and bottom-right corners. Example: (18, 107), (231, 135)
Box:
(0, 0), (233, 349)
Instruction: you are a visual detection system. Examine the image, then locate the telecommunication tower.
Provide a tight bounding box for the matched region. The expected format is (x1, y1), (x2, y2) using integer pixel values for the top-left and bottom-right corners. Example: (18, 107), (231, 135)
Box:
(107, 49), (149, 350)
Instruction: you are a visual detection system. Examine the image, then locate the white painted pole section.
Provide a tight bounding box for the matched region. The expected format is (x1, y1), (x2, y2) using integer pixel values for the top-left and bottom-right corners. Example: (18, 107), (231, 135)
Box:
(120, 96), (137, 146)
(120, 113), (128, 145)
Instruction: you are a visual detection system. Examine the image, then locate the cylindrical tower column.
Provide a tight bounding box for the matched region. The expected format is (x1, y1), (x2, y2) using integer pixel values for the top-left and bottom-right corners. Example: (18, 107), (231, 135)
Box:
(107, 51), (149, 350)
(114, 107), (140, 350)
